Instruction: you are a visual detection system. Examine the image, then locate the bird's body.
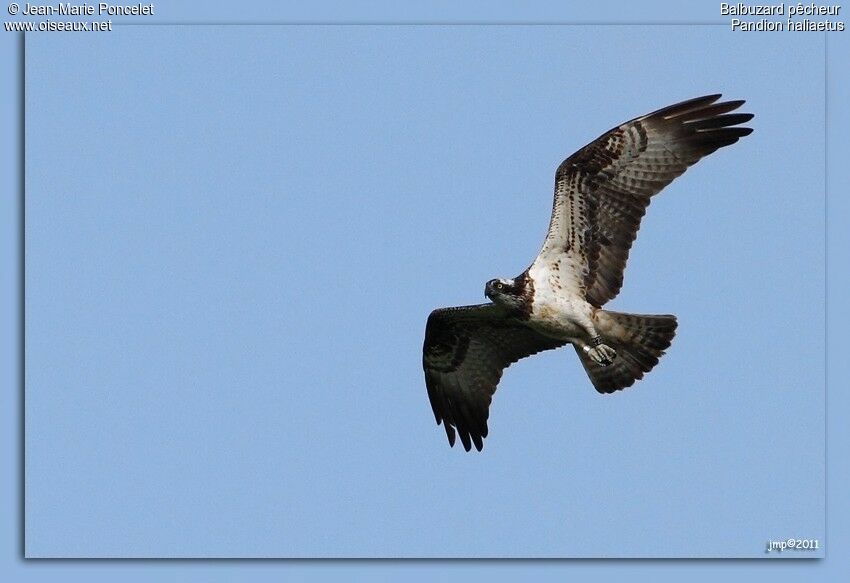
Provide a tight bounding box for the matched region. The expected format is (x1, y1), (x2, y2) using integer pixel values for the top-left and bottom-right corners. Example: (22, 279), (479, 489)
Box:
(423, 95), (753, 451)
(489, 266), (600, 347)
(527, 260), (599, 342)
(528, 291), (592, 343)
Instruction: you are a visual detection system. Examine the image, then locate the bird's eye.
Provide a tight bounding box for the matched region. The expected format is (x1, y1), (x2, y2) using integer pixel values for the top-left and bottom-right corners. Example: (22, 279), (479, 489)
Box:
(496, 282), (504, 290)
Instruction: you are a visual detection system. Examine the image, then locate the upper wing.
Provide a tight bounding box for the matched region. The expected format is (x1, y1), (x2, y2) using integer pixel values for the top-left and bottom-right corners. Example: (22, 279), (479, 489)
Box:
(423, 304), (566, 451)
(537, 94), (754, 307)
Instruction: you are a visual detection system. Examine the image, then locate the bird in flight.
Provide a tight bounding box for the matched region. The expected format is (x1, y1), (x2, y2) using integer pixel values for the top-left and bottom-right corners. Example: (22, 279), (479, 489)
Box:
(422, 94), (753, 451)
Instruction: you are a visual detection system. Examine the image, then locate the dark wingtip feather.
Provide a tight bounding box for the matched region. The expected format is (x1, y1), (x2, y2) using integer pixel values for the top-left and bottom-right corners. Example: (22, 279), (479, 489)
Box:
(701, 126), (754, 139)
(652, 94), (723, 120)
(472, 434), (483, 452)
(693, 126), (754, 151)
(685, 112), (754, 130)
(444, 423), (456, 447)
(662, 97), (754, 153)
(676, 99), (747, 120)
(459, 431), (472, 451)
(672, 94), (722, 108)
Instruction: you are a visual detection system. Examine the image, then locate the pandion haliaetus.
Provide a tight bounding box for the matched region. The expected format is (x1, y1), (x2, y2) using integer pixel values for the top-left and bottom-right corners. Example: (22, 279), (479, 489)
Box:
(423, 94), (753, 451)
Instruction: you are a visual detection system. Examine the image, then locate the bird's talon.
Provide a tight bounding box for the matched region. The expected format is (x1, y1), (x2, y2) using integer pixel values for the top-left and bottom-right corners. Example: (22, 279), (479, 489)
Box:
(586, 343), (617, 366)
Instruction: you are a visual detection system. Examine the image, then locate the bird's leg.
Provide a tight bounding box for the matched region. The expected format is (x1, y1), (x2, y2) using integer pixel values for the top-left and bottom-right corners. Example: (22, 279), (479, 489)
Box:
(575, 311), (617, 366)
(581, 335), (617, 366)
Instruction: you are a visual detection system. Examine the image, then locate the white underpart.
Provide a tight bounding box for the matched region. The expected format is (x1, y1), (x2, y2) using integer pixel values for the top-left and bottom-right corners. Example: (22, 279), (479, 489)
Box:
(527, 254), (598, 343)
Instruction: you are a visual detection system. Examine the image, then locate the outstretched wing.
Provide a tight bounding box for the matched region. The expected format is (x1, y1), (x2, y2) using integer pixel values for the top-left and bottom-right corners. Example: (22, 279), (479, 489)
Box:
(536, 94), (754, 307)
(423, 304), (565, 451)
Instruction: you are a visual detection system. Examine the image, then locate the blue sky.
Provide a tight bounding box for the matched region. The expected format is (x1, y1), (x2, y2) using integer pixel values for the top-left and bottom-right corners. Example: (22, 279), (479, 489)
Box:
(2, 1), (848, 580)
(23, 24), (824, 558)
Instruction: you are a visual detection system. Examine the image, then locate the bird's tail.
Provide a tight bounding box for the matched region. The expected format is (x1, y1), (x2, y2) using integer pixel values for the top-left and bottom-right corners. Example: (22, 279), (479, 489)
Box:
(575, 310), (677, 393)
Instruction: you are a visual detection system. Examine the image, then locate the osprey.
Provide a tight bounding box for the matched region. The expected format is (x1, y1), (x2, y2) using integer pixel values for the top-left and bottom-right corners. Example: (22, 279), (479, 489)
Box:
(423, 94), (753, 451)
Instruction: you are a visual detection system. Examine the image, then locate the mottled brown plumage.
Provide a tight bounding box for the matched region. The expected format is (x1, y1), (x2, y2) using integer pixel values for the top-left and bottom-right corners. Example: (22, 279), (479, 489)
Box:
(542, 94), (754, 306)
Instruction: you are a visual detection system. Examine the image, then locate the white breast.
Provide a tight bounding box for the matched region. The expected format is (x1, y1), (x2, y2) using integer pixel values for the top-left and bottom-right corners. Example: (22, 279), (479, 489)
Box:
(527, 258), (587, 339)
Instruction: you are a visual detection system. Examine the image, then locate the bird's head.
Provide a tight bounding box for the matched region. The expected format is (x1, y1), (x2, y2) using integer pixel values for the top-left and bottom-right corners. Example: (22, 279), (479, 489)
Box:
(485, 277), (525, 309)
